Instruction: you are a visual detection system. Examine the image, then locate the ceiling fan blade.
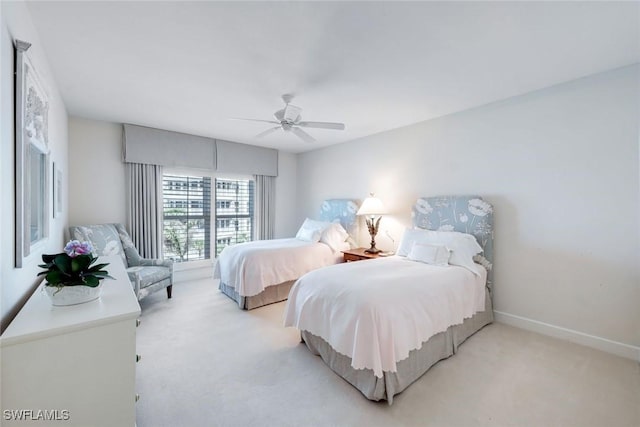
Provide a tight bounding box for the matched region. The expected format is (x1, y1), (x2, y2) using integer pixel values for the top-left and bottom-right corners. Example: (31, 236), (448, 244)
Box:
(291, 127), (316, 143)
(283, 104), (302, 122)
(230, 118), (281, 125)
(255, 126), (281, 138)
(297, 121), (345, 130)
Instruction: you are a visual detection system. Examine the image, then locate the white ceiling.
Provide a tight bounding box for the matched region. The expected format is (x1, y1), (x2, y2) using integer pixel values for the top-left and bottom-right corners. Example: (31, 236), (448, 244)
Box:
(27, 1), (639, 153)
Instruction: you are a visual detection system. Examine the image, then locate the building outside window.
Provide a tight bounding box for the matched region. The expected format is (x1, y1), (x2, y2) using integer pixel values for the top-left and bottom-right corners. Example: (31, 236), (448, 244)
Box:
(162, 174), (211, 262)
(162, 174), (254, 262)
(214, 178), (254, 256)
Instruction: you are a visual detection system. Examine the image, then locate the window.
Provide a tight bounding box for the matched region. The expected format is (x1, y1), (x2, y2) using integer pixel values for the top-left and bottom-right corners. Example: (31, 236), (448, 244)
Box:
(214, 178), (254, 256)
(162, 174), (254, 263)
(163, 175), (211, 262)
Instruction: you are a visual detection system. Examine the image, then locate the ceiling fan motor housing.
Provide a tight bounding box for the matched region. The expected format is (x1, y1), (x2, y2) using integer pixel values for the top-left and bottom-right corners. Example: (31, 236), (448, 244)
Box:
(234, 94), (345, 143)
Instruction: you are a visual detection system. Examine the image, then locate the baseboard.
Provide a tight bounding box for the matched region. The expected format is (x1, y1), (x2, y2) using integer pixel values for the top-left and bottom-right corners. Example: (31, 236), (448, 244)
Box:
(493, 310), (640, 362)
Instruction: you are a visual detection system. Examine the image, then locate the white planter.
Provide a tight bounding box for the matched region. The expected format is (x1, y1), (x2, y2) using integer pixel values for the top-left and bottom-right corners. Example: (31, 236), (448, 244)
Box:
(44, 283), (103, 306)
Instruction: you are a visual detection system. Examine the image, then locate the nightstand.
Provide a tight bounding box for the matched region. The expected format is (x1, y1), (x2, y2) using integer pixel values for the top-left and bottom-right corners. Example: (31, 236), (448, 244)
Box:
(342, 248), (381, 262)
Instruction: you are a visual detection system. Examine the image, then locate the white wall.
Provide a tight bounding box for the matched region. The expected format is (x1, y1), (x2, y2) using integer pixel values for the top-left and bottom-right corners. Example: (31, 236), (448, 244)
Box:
(274, 151), (298, 238)
(1, 3), (69, 328)
(68, 117), (299, 246)
(297, 65), (640, 352)
(68, 117), (127, 226)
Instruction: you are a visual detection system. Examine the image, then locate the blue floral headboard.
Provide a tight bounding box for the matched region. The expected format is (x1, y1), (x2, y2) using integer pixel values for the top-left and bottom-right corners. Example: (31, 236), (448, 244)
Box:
(412, 195), (494, 291)
(319, 199), (360, 237)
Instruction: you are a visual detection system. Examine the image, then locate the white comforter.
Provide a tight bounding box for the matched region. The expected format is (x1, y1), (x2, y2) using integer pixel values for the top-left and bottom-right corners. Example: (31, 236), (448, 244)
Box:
(284, 256), (487, 378)
(214, 238), (343, 297)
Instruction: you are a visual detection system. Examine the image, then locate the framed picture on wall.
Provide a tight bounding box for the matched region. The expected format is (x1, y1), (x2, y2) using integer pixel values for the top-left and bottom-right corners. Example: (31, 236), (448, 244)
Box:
(14, 39), (50, 267)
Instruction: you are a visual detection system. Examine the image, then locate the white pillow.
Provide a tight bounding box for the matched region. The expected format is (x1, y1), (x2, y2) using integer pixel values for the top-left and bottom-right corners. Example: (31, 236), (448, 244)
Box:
(397, 228), (430, 257)
(295, 218), (331, 243)
(320, 222), (349, 252)
(397, 228), (483, 275)
(407, 243), (451, 266)
(296, 226), (321, 242)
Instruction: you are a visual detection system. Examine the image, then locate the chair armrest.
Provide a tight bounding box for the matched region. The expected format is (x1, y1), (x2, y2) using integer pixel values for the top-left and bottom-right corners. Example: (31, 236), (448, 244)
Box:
(137, 258), (173, 269)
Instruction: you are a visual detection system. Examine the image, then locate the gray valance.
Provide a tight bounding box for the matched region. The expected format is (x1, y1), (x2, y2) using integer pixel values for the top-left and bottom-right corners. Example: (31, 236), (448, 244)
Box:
(216, 140), (278, 177)
(123, 124), (216, 169)
(123, 124), (278, 176)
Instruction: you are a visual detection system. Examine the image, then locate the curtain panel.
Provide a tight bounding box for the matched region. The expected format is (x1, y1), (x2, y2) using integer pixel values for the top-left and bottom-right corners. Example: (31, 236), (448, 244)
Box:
(126, 163), (164, 258)
(254, 175), (276, 240)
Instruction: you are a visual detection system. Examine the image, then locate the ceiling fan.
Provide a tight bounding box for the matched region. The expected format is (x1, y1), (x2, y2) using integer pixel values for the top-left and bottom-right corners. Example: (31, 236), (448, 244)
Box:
(232, 94), (345, 143)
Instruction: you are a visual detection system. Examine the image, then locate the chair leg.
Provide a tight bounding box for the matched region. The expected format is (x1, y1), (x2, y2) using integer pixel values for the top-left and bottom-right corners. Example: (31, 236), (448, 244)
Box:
(166, 285), (172, 299)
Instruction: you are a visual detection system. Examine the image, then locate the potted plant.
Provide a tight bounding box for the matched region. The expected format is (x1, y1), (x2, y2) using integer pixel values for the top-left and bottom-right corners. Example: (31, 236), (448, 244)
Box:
(38, 240), (114, 306)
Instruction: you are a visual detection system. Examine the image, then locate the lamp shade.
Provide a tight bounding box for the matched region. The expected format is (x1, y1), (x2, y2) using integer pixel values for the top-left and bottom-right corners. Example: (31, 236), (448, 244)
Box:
(357, 196), (387, 216)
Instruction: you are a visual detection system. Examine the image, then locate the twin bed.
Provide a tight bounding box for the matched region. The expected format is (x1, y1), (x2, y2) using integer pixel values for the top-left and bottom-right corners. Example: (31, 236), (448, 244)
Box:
(215, 194), (494, 404)
(214, 199), (359, 309)
(284, 195), (494, 403)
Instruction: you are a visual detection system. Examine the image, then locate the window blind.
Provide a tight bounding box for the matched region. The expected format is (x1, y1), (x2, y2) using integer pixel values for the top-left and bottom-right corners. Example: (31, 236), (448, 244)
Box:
(162, 174), (211, 262)
(214, 178), (254, 256)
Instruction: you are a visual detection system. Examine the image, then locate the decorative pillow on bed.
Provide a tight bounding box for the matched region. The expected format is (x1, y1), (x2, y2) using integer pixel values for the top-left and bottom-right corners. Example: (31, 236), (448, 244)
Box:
(407, 243), (451, 266)
(396, 228), (429, 257)
(295, 218), (331, 243)
(320, 222), (349, 252)
(397, 228), (483, 275)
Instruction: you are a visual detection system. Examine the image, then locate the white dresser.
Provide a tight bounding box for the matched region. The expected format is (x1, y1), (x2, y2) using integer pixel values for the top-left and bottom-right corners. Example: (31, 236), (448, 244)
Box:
(1, 256), (141, 426)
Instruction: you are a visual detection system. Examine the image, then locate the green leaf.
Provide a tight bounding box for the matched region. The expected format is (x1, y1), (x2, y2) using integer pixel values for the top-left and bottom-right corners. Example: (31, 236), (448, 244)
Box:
(42, 253), (63, 263)
(84, 275), (99, 287)
(53, 254), (71, 273)
(87, 263), (109, 272)
(75, 255), (93, 271)
(92, 272), (115, 280)
(71, 258), (81, 273)
(45, 271), (64, 285)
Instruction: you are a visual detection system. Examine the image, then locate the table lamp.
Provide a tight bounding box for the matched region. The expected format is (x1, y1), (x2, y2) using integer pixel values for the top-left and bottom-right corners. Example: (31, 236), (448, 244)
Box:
(357, 193), (387, 254)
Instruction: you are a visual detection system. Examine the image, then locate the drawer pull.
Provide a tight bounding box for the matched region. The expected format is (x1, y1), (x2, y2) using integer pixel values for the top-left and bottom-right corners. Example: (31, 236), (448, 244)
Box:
(135, 394), (140, 402)
(136, 354), (142, 363)
(136, 319), (141, 327)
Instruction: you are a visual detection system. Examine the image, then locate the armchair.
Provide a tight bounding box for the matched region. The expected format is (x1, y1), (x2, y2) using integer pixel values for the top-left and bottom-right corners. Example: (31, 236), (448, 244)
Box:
(68, 223), (173, 300)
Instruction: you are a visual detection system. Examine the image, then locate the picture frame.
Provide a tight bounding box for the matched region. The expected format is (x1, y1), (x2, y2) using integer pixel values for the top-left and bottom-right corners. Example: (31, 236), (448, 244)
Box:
(14, 39), (50, 267)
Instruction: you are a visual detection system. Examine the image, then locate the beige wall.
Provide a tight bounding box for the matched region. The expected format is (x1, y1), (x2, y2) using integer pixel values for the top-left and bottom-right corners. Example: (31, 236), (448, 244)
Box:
(297, 65), (640, 351)
(1, 3), (69, 327)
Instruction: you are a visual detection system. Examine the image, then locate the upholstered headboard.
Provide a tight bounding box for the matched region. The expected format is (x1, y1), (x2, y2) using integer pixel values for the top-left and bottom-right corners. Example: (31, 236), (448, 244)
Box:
(412, 195), (494, 291)
(319, 199), (360, 237)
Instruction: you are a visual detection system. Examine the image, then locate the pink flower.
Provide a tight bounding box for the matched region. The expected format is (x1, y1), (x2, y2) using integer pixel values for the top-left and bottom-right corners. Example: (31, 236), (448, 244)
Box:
(64, 240), (93, 258)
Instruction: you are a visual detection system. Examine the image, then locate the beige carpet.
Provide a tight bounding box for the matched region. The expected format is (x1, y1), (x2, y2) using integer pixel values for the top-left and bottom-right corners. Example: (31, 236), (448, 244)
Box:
(136, 278), (640, 427)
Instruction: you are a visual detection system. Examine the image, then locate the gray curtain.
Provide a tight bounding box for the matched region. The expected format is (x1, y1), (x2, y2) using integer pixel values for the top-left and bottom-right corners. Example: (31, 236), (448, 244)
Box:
(254, 175), (275, 240)
(126, 163), (164, 258)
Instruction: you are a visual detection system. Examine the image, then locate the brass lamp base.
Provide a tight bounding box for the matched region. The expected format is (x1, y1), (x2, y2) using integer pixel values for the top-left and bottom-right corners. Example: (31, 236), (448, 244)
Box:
(364, 246), (381, 254)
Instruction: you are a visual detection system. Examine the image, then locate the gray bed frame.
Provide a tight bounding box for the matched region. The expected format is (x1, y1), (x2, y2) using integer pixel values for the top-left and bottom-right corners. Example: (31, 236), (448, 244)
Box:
(300, 195), (495, 403)
(219, 199), (360, 310)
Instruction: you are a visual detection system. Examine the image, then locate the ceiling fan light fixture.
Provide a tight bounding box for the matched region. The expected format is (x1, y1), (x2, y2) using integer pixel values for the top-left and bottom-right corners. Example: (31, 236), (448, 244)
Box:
(232, 94), (346, 144)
